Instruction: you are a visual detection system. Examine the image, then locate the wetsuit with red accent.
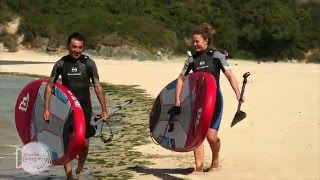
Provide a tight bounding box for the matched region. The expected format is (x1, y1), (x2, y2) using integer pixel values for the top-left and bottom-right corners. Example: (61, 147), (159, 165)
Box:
(180, 47), (231, 130)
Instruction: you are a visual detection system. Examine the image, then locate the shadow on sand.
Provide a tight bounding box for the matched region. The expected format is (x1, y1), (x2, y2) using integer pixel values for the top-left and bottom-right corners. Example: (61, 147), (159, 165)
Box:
(128, 166), (194, 180)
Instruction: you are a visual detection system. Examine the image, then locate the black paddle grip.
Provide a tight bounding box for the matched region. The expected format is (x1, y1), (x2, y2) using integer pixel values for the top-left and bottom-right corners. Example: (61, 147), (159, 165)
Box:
(242, 72), (250, 84)
(94, 114), (102, 122)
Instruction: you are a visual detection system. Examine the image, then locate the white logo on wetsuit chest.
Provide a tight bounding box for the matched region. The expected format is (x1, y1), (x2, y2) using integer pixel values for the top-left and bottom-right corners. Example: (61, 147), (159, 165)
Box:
(71, 67), (77, 72)
(196, 60), (209, 70)
(68, 66), (81, 75)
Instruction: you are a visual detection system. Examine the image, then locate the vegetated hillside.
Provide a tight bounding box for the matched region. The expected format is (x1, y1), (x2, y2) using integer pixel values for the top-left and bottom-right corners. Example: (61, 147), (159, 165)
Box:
(0, 0), (319, 62)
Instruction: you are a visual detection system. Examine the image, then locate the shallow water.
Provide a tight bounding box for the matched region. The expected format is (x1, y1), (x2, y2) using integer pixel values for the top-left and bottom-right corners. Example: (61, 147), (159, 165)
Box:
(0, 75), (36, 170)
(0, 76), (35, 147)
(0, 60), (52, 65)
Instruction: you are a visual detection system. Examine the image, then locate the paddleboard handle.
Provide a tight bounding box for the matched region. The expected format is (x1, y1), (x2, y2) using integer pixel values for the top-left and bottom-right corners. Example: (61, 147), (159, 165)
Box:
(167, 106), (181, 132)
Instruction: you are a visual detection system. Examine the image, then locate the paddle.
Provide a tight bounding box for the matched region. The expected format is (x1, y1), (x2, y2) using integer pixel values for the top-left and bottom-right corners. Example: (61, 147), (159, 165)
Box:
(231, 72), (250, 127)
(92, 99), (133, 143)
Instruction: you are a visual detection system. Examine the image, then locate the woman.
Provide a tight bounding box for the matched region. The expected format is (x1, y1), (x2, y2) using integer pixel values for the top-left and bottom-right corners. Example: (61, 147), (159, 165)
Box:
(175, 23), (243, 172)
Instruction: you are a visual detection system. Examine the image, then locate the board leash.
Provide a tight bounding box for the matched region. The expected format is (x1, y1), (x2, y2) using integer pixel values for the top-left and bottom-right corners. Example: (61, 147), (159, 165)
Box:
(92, 99), (133, 144)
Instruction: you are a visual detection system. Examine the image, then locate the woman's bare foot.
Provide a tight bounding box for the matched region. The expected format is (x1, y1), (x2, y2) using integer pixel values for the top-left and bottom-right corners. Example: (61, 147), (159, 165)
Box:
(189, 169), (203, 175)
(76, 171), (85, 180)
(75, 164), (84, 175)
(208, 166), (221, 172)
(206, 158), (221, 172)
(209, 156), (220, 170)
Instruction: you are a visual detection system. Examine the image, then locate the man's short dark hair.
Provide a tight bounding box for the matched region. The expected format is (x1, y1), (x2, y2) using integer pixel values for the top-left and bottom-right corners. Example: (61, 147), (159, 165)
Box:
(67, 32), (85, 45)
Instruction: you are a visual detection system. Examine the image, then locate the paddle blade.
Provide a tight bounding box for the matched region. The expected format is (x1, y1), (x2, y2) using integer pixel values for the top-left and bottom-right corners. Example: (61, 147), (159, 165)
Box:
(231, 110), (246, 127)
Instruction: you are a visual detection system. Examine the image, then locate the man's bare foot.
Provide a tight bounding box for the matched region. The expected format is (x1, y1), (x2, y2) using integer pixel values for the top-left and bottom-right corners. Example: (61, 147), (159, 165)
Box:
(66, 171), (74, 180)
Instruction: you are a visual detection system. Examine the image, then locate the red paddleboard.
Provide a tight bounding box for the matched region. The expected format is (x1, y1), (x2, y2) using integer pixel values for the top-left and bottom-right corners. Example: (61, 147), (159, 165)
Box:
(149, 72), (217, 152)
(15, 79), (85, 165)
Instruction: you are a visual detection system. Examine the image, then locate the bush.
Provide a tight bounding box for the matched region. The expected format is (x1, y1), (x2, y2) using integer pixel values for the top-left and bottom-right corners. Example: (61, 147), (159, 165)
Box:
(0, 32), (18, 52)
(1, 0), (319, 59)
(306, 50), (320, 63)
(0, 4), (14, 24)
(233, 50), (256, 60)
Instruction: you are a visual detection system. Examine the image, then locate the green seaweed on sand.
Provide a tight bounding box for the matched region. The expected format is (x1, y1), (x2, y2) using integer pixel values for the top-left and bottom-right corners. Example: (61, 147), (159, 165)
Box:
(86, 83), (155, 178)
(1, 72), (155, 179)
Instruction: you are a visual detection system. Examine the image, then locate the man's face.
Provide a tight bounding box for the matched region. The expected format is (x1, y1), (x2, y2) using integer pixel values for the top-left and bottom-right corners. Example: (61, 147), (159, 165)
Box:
(192, 34), (208, 52)
(68, 38), (84, 59)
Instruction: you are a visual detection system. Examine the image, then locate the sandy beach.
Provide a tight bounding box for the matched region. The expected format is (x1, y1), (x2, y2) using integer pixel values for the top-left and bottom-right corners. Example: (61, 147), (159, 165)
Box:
(0, 50), (319, 179)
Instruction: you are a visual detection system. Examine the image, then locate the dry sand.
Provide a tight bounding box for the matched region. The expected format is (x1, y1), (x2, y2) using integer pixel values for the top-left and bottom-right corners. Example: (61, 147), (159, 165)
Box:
(0, 50), (319, 180)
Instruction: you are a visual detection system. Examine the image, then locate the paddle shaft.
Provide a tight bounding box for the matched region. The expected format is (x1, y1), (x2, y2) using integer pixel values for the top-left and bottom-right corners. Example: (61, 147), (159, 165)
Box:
(237, 72), (250, 111)
(92, 99), (133, 126)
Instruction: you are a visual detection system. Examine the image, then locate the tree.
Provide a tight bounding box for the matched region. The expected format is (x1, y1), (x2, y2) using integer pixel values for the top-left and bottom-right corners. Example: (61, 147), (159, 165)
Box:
(238, 0), (300, 60)
(298, 1), (320, 50)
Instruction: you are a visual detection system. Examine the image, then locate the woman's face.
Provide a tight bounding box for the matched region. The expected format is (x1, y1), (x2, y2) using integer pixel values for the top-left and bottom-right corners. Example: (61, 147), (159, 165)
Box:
(68, 38), (84, 59)
(192, 34), (208, 52)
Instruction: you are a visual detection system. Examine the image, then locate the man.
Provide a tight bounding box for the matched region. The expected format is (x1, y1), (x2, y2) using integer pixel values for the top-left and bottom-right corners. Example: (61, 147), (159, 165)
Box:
(43, 32), (109, 179)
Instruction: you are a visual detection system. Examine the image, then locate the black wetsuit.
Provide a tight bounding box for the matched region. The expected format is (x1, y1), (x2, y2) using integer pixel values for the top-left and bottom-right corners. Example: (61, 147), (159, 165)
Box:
(180, 47), (230, 130)
(50, 54), (100, 138)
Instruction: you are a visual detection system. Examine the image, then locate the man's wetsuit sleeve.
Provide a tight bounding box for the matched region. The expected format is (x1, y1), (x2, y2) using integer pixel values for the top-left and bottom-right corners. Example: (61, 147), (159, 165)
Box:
(214, 51), (231, 72)
(49, 60), (63, 83)
(180, 57), (193, 76)
(87, 59), (100, 84)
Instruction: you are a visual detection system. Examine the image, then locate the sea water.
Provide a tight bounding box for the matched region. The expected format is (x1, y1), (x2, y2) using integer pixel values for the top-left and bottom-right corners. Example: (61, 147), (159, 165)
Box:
(0, 75), (35, 170)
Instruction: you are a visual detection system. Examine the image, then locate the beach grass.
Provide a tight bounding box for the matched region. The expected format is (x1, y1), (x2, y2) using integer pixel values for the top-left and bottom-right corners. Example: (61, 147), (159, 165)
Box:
(0, 72), (155, 179)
